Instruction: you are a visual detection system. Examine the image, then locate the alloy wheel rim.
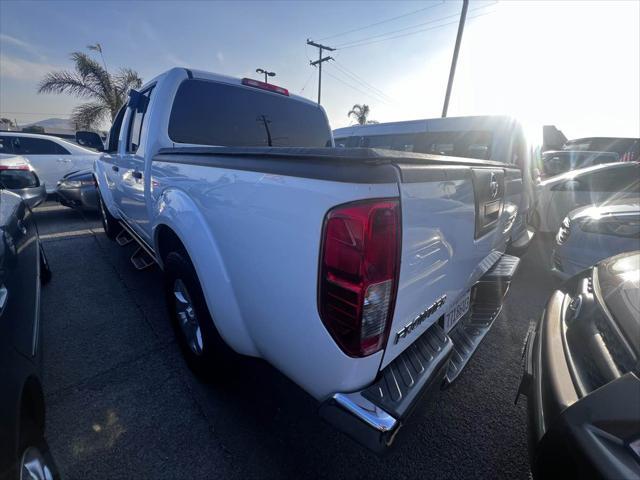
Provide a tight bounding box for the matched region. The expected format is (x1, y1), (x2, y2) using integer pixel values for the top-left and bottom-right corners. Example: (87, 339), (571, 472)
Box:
(173, 279), (203, 355)
(20, 446), (53, 480)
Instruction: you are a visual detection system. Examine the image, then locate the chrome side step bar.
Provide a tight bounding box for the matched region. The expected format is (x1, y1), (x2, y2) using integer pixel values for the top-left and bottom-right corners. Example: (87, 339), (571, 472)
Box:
(117, 221), (159, 270)
(115, 229), (134, 246)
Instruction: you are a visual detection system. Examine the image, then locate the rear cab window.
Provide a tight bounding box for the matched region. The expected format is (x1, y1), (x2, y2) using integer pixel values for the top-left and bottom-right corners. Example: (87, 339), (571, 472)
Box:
(168, 79), (331, 147)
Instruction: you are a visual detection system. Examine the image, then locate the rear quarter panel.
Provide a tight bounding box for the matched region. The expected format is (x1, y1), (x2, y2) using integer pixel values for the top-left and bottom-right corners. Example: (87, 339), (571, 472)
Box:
(150, 159), (399, 400)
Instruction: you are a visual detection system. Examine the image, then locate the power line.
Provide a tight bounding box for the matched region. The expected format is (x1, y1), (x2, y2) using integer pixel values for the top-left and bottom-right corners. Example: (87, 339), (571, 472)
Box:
(335, 2), (498, 49)
(328, 65), (391, 104)
(324, 67), (390, 104)
(338, 8), (497, 50)
(317, 1), (445, 41)
(331, 60), (394, 103)
(299, 69), (315, 94)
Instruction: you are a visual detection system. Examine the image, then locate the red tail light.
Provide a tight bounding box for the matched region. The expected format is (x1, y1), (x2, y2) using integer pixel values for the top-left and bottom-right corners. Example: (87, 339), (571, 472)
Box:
(241, 78), (289, 96)
(0, 164), (29, 171)
(319, 199), (401, 357)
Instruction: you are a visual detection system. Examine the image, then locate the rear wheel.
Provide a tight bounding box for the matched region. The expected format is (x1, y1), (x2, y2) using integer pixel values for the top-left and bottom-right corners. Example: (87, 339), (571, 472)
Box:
(97, 192), (121, 240)
(163, 250), (234, 379)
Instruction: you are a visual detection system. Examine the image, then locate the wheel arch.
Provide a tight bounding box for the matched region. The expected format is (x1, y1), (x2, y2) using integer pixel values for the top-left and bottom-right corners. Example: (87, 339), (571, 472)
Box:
(151, 189), (258, 357)
(20, 376), (45, 435)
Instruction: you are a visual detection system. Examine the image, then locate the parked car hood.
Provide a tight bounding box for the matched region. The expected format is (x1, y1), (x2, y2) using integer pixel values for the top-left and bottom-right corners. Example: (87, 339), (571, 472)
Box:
(596, 251), (640, 359)
(538, 161), (639, 187)
(569, 198), (640, 221)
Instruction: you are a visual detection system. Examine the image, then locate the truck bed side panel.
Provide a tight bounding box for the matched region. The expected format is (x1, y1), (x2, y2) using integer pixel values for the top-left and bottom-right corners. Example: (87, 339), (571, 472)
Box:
(150, 158), (399, 400)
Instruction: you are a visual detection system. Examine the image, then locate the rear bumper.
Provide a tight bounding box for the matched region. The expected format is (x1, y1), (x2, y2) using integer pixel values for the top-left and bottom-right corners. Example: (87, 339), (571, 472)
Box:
(319, 330), (452, 453)
(550, 249), (586, 282)
(56, 185), (99, 210)
(507, 225), (535, 257)
(321, 253), (520, 453)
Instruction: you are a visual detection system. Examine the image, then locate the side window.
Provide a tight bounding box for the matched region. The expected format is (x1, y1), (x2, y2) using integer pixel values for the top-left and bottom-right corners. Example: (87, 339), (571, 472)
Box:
(583, 165), (640, 192)
(510, 131), (526, 168)
(11, 137), (70, 155)
(0, 136), (15, 154)
(127, 88), (154, 153)
(106, 105), (127, 153)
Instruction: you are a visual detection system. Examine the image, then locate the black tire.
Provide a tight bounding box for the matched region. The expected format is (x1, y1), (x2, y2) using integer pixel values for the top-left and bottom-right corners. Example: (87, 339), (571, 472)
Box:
(97, 191), (121, 240)
(163, 249), (235, 379)
(18, 419), (60, 480)
(39, 244), (52, 285)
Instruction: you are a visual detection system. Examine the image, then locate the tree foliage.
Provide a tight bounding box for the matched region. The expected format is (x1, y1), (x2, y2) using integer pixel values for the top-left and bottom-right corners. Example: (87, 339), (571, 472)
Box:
(38, 49), (142, 130)
(348, 104), (377, 125)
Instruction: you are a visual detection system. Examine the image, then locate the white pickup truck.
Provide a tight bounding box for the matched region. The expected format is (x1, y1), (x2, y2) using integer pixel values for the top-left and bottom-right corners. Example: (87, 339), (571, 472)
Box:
(94, 68), (522, 452)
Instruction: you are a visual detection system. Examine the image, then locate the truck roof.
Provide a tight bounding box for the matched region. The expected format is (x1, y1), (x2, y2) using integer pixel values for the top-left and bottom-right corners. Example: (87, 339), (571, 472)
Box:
(143, 67), (320, 109)
(332, 115), (518, 138)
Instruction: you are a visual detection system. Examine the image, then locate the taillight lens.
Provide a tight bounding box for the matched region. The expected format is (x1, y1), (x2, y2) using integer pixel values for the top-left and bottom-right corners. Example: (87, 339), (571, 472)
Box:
(319, 199), (400, 357)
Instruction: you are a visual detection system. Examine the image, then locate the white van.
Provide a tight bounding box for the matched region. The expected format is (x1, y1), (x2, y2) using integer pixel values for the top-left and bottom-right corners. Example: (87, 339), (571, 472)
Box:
(333, 115), (540, 253)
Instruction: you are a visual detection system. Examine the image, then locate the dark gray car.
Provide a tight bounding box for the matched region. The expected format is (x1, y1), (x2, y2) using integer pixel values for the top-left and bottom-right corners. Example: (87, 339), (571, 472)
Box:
(0, 189), (56, 479)
(55, 169), (98, 211)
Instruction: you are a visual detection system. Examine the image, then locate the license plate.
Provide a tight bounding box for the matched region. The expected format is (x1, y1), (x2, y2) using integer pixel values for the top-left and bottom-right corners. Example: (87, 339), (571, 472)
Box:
(444, 290), (470, 332)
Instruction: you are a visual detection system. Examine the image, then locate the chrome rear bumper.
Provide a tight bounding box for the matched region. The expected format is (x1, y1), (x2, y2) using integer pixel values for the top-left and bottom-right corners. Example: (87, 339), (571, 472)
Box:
(320, 253), (521, 453)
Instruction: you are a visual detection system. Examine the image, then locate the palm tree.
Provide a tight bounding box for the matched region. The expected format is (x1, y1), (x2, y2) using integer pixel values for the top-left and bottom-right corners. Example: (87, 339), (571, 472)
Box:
(38, 47), (142, 130)
(348, 104), (370, 125)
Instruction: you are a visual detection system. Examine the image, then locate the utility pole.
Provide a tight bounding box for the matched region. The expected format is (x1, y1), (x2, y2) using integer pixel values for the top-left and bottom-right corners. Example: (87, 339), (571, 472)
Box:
(306, 39), (335, 105)
(256, 68), (276, 83)
(442, 0), (469, 118)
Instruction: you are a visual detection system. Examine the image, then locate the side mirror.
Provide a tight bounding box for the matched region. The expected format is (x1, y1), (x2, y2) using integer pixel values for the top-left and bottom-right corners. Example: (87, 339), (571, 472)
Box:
(76, 131), (104, 152)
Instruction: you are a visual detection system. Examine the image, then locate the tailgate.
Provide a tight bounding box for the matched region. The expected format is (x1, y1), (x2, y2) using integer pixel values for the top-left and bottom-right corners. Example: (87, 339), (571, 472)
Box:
(381, 164), (512, 368)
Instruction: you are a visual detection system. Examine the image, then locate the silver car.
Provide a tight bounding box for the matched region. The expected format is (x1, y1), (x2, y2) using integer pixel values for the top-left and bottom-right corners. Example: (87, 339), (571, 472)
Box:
(55, 169), (98, 211)
(0, 155), (46, 209)
(552, 198), (640, 280)
(531, 161), (640, 234)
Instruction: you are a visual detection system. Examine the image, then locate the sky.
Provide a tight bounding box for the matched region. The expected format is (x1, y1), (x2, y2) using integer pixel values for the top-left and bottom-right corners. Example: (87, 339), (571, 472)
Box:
(0, 0), (638, 139)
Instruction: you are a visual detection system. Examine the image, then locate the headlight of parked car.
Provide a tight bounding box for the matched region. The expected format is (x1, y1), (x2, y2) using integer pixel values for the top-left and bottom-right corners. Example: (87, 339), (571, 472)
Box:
(556, 216), (571, 245)
(579, 216), (640, 238)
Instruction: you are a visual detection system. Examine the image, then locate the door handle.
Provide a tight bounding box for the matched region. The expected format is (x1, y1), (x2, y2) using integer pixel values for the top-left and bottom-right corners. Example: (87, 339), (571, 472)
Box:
(56, 158), (71, 163)
(112, 165), (119, 172)
(132, 170), (142, 180)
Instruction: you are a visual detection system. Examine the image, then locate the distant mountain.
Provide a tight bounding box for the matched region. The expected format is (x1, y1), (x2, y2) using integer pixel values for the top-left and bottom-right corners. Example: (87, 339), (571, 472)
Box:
(24, 117), (74, 132)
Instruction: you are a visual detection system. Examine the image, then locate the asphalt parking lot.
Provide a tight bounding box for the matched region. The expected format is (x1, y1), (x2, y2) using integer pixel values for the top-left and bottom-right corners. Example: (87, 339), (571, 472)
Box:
(34, 200), (561, 480)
